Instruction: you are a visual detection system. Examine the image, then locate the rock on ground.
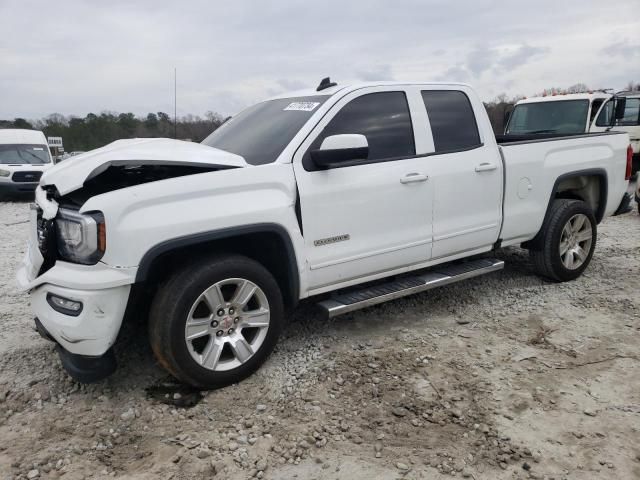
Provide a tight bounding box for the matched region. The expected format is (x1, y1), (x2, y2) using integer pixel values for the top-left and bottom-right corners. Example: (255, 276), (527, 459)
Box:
(1, 189), (639, 479)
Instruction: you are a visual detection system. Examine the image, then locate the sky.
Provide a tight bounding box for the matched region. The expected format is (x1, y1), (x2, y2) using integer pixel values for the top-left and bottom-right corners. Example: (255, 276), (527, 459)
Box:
(1, 0), (639, 120)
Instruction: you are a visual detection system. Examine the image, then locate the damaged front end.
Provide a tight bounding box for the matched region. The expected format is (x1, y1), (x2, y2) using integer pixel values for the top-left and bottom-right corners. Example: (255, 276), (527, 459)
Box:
(18, 138), (248, 383)
(60, 163), (229, 207)
(40, 137), (246, 204)
(27, 138), (247, 275)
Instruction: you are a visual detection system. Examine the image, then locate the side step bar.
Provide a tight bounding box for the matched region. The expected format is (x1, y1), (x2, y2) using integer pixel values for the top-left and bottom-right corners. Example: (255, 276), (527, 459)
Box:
(317, 258), (504, 318)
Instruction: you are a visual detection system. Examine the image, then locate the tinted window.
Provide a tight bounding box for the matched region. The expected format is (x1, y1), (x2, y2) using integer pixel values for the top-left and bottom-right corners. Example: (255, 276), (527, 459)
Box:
(506, 100), (589, 134)
(306, 91), (415, 165)
(202, 95), (328, 165)
(421, 91), (481, 152)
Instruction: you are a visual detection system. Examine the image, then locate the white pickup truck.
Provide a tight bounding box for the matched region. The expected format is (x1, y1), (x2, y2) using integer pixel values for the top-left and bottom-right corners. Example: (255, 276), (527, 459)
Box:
(17, 80), (633, 387)
(505, 91), (640, 175)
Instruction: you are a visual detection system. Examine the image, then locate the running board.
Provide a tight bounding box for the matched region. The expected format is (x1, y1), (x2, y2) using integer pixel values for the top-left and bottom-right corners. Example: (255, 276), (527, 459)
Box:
(317, 258), (504, 318)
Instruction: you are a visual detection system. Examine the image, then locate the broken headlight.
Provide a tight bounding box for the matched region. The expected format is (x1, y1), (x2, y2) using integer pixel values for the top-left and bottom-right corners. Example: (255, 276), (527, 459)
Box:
(55, 208), (106, 264)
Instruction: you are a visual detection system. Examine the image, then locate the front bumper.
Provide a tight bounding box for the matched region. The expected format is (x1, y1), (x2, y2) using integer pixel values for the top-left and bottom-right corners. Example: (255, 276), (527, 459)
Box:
(0, 181), (39, 193)
(17, 200), (137, 358)
(30, 282), (131, 356)
(35, 318), (117, 383)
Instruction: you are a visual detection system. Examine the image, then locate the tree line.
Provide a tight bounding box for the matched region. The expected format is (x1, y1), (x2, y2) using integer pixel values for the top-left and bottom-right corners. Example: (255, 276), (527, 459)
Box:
(0, 111), (226, 152)
(1, 81), (638, 149)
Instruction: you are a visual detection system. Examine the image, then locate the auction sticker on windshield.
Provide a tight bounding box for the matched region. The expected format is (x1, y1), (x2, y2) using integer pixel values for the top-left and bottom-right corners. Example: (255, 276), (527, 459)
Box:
(284, 102), (320, 112)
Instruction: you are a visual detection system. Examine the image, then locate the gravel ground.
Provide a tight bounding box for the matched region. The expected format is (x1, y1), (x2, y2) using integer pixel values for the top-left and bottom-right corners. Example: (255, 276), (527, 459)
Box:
(0, 191), (639, 480)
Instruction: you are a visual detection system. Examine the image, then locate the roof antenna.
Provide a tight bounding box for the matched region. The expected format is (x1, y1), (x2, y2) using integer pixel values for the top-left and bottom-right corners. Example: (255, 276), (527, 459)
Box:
(173, 67), (177, 139)
(317, 77), (337, 92)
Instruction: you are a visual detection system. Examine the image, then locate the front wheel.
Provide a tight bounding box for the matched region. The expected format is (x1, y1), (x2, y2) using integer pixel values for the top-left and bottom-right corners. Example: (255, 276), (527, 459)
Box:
(529, 199), (597, 282)
(149, 254), (284, 389)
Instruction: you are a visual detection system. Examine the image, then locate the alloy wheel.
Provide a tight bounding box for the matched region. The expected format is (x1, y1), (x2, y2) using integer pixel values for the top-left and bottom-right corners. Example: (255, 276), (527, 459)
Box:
(559, 213), (593, 270)
(184, 278), (270, 372)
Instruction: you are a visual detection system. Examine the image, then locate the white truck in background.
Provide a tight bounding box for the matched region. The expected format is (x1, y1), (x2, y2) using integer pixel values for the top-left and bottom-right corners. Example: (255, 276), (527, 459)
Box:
(17, 80), (633, 388)
(593, 91), (640, 176)
(0, 129), (54, 197)
(505, 91), (611, 136)
(505, 91), (639, 175)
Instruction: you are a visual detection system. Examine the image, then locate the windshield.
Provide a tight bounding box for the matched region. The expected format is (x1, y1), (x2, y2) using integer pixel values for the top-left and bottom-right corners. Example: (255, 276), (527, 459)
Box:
(0, 144), (51, 164)
(507, 100), (590, 134)
(202, 96), (329, 165)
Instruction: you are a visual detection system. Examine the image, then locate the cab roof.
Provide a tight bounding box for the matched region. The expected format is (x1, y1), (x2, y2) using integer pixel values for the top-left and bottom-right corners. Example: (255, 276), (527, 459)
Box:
(516, 92), (611, 105)
(266, 81), (474, 101)
(0, 129), (48, 145)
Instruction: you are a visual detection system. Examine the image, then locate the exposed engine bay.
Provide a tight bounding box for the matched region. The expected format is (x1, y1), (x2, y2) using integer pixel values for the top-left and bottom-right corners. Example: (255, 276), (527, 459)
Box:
(57, 163), (230, 207)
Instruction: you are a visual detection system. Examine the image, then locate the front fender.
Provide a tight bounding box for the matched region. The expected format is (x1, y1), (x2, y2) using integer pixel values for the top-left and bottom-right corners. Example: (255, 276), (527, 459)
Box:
(81, 163), (302, 270)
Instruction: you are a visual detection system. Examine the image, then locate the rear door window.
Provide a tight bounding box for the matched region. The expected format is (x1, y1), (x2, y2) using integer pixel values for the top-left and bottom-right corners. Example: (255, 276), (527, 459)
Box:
(421, 90), (482, 152)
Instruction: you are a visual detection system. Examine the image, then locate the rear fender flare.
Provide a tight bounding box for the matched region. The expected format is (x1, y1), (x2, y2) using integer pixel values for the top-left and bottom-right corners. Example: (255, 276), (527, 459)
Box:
(523, 168), (607, 249)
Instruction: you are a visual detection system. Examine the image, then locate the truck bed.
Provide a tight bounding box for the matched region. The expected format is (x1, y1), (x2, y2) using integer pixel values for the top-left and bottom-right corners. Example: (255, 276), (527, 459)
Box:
(496, 130), (629, 247)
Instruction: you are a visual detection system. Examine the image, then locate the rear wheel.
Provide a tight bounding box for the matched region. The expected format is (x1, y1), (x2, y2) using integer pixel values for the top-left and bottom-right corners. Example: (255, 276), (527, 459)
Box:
(149, 254), (284, 388)
(529, 199), (597, 282)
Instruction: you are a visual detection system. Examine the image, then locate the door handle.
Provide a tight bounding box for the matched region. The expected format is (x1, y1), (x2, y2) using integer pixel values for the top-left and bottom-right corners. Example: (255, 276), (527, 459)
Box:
(400, 173), (429, 184)
(475, 163), (497, 172)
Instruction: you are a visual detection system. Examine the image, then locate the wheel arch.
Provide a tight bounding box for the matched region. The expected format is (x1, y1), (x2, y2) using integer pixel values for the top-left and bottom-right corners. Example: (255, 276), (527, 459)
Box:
(523, 168), (607, 250)
(551, 169), (607, 223)
(135, 224), (300, 309)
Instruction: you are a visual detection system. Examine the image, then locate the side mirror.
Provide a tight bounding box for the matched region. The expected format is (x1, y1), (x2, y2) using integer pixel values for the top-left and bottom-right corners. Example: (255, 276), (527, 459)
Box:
(614, 97), (627, 121)
(310, 134), (368, 169)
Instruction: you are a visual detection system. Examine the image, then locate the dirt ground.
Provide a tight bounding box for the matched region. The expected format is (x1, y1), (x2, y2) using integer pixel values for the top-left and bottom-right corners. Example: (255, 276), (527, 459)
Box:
(0, 192), (639, 480)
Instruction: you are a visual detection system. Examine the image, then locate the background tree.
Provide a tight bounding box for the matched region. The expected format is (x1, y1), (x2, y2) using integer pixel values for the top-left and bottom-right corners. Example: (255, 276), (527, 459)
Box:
(12, 118), (33, 129)
(1, 110), (225, 151)
(483, 93), (523, 134)
(624, 81), (640, 92)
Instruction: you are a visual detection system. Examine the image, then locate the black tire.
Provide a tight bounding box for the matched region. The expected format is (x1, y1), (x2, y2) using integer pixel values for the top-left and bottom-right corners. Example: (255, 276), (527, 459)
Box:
(148, 254), (284, 389)
(529, 199), (597, 282)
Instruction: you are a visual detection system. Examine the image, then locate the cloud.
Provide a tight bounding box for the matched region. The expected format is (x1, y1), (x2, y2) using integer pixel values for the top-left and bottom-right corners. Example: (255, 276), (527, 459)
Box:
(0, 0), (638, 119)
(497, 44), (549, 70)
(602, 40), (640, 58)
(276, 79), (308, 91)
(463, 44), (549, 78)
(435, 65), (471, 82)
(356, 65), (394, 81)
(466, 46), (494, 76)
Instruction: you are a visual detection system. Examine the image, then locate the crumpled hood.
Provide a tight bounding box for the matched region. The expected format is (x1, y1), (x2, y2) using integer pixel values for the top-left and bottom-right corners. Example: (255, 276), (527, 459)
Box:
(41, 138), (247, 195)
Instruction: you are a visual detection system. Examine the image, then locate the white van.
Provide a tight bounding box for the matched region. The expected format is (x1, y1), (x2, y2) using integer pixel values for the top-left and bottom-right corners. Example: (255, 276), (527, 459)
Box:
(0, 129), (54, 196)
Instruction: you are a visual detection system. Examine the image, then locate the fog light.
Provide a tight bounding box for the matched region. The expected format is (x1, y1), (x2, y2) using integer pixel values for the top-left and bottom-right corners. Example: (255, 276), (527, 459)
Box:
(46, 293), (83, 316)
